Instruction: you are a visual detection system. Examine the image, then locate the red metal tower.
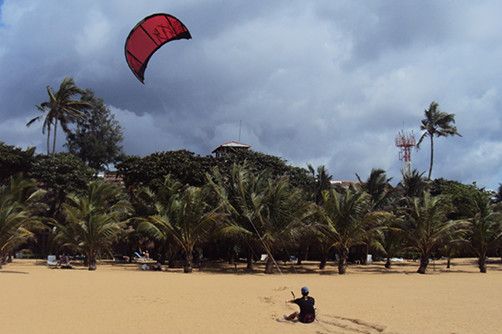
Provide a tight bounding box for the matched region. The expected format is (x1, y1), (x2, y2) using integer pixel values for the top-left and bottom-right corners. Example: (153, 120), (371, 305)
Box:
(395, 130), (416, 175)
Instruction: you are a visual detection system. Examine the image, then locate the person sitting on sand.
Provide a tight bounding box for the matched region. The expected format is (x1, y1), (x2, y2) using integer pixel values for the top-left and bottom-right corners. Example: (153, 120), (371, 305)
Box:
(285, 286), (315, 323)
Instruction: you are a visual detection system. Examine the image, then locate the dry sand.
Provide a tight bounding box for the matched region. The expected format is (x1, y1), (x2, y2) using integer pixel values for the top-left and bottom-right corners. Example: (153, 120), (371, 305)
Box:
(1, 258), (501, 334)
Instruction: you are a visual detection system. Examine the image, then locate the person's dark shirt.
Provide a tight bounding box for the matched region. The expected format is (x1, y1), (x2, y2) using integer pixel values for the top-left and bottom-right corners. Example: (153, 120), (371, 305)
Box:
(293, 296), (315, 323)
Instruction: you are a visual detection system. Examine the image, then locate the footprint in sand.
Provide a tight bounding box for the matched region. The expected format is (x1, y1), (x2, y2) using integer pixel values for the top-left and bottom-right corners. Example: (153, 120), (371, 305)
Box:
(259, 296), (275, 304)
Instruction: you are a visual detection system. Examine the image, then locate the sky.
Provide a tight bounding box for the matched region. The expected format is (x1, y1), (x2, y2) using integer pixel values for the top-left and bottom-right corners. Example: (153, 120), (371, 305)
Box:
(1, 1), (502, 188)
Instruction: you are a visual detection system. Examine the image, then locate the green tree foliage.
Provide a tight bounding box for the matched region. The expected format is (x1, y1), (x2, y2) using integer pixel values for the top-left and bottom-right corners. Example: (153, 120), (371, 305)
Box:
(402, 192), (457, 274)
(0, 142), (35, 184)
(138, 178), (221, 273)
(26, 77), (90, 155)
(417, 101), (461, 180)
(398, 169), (428, 198)
(66, 89), (123, 171)
(0, 176), (45, 268)
(118, 150), (210, 190)
(208, 164), (270, 271)
(461, 192), (502, 273)
(318, 187), (388, 274)
(29, 153), (94, 218)
(117, 149), (312, 192)
(431, 178), (481, 219)
(308, 164), (333, 205)
(54, 181), (131, 270)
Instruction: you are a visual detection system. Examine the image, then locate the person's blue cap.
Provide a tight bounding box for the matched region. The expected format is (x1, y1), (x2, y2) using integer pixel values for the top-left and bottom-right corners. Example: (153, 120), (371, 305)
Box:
(301, 286), (309, 295)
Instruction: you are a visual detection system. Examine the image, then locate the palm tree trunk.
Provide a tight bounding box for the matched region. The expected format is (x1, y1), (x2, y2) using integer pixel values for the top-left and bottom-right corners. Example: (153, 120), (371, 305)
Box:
(446, 256), (451, 269)
(417, 254), (429, 274)
(478, 254), (487, 273)
(319, 252), (327, 270)
(265, 256), (274, 274)
(184, 251), (193, 273)
(87, 250), (97, 271)
(246, 246), (254, 271)
(427, 135), (434, 180)
(337, 248), (348, 275)
(46, 124), (51, 155)
(385, 257), (391, 269)
(52, 121), (58, 155)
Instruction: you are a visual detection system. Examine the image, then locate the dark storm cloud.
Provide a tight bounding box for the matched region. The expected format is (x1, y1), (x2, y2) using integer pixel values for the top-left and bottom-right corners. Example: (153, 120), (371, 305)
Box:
(1, 1), (502, 188)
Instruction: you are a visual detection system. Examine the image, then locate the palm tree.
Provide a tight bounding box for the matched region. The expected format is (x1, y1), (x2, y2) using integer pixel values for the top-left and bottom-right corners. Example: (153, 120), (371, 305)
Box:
(26, 77), (90, 155)
(207, 164), (268, 271)
(307, 164), (333, 205)
(139, 183), (221, 273)
(462, 192), (502, 273)
(55, 181), (131, 270)
(375, 214), (403, 269)
(356, 168), (393, 263)
(0, 177), (45, 268)
(417, 101), (461, 180)
(357, 169), (392, 209)
(252, 176), (311, 274)
(402, 192), (456, 274)
(400, 169), (428, 198)
(317, 187), (388, 274)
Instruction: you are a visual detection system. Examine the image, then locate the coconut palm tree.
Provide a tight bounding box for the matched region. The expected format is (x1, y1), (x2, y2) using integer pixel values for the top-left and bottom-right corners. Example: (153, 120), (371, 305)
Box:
(400, 169), (428, 198)
(0, 176), (45, 268)
(357, 169), (393, 209)
(402, 192), (456, 274)
(417, 101), (461, 180)
(26, 77), (90, 155)
(207, 164), (268, 271)
(55, 181), (131, 270)
(307, 164), (333, 205)
(462, 192), (502, 273)
(356, 169), (393, 263)
(375, 214), (404, 269)
(252, 176), (311, 274)
(317, 187), (388, 274)
(139, 183), (221, 273)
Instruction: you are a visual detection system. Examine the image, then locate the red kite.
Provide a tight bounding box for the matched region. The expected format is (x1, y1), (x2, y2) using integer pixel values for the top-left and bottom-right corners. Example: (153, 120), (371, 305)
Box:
(124, 13), (191, 83)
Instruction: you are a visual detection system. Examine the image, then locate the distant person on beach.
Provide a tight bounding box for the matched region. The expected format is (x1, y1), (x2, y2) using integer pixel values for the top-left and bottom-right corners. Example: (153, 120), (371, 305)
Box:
(285, 286), (315, 323)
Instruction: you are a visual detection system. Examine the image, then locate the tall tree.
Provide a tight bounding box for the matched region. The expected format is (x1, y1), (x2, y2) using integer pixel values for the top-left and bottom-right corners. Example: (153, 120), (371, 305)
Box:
(417, 101), (461, 180)
(26, 77), (90, 155)
(66, 89), (123, 171)
(54, 181), (131, 270)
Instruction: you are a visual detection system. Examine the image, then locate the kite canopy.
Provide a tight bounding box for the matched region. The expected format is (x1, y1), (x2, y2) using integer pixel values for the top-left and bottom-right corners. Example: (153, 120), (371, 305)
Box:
(124, 13), (191, 83)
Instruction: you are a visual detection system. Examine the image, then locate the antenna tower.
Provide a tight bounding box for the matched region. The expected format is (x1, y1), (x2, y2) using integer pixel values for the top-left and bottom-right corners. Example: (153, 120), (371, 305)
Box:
(395, 130), (416, 175)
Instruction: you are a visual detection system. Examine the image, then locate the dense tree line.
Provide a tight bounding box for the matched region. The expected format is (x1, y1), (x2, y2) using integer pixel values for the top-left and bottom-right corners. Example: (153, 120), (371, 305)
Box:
(1, 78), (501, 275)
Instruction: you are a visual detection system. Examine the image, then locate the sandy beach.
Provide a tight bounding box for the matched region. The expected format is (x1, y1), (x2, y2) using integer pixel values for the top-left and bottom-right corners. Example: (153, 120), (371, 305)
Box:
(1, 259), (501, 334)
